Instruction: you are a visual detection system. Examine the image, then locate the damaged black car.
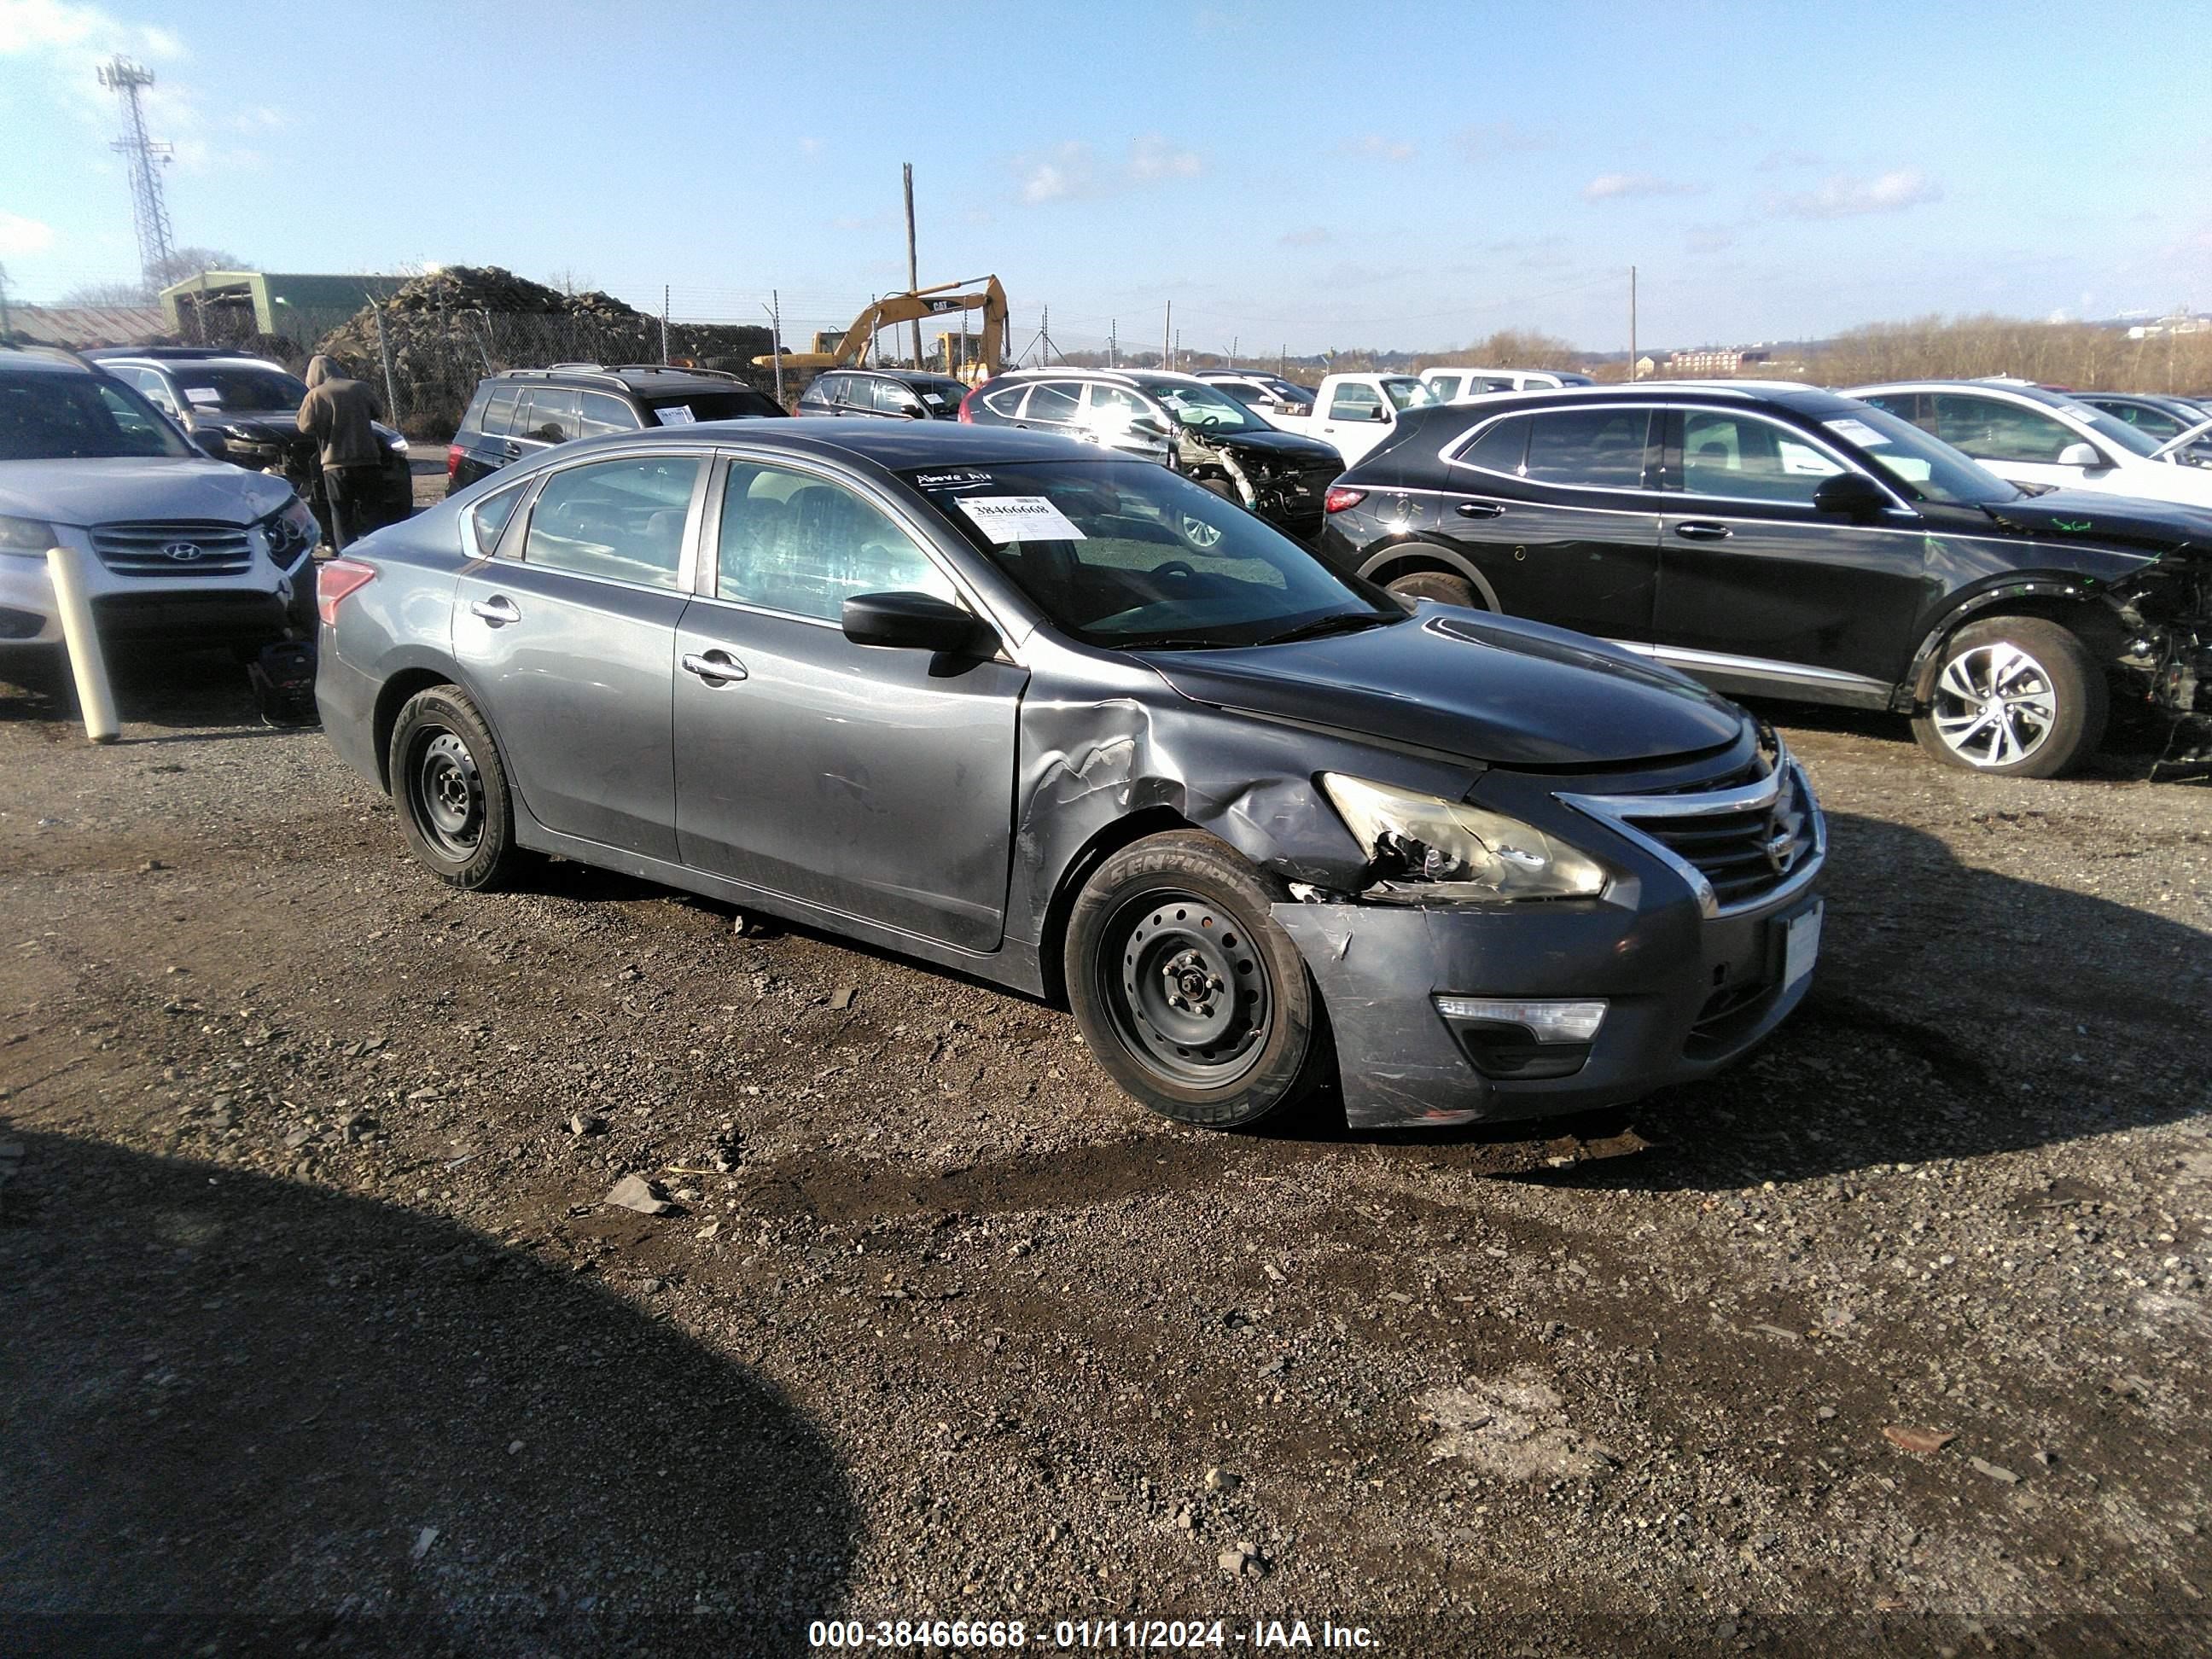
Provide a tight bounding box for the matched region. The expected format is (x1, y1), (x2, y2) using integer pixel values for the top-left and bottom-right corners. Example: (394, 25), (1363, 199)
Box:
(959, 367), (1343, 542)
(319, 422), (1824, 1132)
(1317, 384), (2212, 777)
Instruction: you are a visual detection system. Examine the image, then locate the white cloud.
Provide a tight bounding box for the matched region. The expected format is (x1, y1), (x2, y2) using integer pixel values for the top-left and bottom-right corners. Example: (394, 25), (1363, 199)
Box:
(1279, 225), (1331, 247)
(0, 211), (56, 257)
(1341, 135), (1415, 163)
(1583, 172), (1699, 202)
(1016, 135), (1202, 205)
(1766, 168), (1941, 219)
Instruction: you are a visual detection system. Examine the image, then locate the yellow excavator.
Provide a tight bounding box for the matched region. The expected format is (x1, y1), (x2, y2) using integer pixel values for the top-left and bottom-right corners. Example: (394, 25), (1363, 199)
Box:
(754, 275), (1010, 381)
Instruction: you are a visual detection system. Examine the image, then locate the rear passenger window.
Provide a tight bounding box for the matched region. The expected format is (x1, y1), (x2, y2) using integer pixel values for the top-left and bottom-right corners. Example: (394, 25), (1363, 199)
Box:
(1456, 415), (1531, 474)
(515, 388), (581, 444)
(468, 481), (527, 557)
(522, 456), (701, 588)
(1022, 381), (1081, 422)
(1523, 408), (1650, 488)
(981, 384), (1029, 419)
(579, 392), (640, 437)
(715, 463), (958, 623)
(480, 384), (521, 436)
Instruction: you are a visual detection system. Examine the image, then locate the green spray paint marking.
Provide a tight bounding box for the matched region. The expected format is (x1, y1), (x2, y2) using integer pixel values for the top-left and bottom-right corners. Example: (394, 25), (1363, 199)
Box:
(2052, 518), (2093, 533)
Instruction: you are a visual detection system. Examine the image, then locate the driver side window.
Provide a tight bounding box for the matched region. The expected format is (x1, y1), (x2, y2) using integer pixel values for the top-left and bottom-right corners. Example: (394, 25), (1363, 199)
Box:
(1930, 395), (2075, 464)
(716, 463), (958, 624)
(1328, 383), (1384, 422)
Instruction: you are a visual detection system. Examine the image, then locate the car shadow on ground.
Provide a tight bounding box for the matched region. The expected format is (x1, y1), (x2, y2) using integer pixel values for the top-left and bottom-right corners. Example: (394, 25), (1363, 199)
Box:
(0, 645), (288, 736)
(0, 1131), (859, 1655)
(1540, 808), (2211, 1194)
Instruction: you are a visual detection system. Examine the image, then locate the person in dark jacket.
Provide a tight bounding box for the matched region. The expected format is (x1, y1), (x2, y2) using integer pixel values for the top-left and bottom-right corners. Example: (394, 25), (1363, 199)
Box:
(296, 354), (386, 549)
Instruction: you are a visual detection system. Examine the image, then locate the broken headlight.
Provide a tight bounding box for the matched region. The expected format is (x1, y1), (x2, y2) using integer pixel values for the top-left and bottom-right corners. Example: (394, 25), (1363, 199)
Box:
(0, 516), (57, 556)
(1320, 773), (1608, 902)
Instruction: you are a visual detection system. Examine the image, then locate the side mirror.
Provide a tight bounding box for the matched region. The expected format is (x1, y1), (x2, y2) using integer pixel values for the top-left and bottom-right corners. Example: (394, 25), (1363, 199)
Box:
(900, 402), (929, 420)
(841, 591), (994, 656)
(1811, 471), (1889, 517)
(2057, 441), (2103, 468)
(191, 430), (230, 462)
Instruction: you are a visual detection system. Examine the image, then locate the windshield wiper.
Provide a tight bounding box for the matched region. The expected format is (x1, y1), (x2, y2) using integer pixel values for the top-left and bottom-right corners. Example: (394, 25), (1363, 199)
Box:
(1258, 611), (1395, 646)
(1117, 634), (1237, 651)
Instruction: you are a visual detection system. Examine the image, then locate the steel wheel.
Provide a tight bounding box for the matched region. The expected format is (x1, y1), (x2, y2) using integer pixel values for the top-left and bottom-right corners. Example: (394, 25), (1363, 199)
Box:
(1178, 513), (1225, 550)
(1930, 641), (2058, 769)
(1105, 888), (1272, 1088)
(408, 728), (485, 859)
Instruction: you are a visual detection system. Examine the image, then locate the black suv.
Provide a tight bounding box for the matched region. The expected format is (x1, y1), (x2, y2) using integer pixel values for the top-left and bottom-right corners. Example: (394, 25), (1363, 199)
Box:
(1318, 383), (2212, 777)
(795, 366), (971, 421)
(959, 367), (1342, 540)
(89, 346), (413, 531)
(446, 364), (784, 492)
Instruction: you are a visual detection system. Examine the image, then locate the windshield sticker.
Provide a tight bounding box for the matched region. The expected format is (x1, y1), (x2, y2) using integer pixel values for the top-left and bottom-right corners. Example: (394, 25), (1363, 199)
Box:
(653, 405), (696, 425)
(183, 387), (223, 405)
(1824, 418), (1889, 447)
(913, 469), (995, 489)
(920, 393), (945, 405)
(957, 495), (1087, 544)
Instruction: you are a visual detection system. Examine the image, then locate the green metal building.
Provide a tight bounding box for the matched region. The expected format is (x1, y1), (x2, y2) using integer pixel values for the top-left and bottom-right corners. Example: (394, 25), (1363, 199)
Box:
(157, 271), (407, 348)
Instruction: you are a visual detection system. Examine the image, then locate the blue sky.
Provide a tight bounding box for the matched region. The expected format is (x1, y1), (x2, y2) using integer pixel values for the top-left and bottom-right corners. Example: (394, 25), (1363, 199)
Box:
(3, 0), (2208, 356)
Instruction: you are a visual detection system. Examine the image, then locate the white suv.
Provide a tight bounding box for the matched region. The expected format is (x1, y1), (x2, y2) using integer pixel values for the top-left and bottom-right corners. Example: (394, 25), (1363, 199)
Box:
(0, 349), (320, 657)
(1848, 379), (2212, 509)
(1421, 366), (1595, 401)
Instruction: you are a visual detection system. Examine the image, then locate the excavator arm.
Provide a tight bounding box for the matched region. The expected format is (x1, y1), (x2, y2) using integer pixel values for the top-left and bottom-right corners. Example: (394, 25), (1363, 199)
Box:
(757, 276), (1009, 376)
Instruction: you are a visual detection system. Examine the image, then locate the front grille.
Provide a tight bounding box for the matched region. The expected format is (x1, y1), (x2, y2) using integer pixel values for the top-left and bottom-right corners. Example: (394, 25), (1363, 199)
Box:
(1561, 748), (1823, 917)
(90, 520), (254, 578)
(1621, 762), (1817, 911)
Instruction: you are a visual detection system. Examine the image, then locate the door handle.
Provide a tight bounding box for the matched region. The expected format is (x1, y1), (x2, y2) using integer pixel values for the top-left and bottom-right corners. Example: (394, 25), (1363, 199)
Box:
(1674, 521), (1732, 541)
(1456, 500), (1506, 519)
(469, 596), (521, 626)
(681, 649), (748, 684)
(501, 441), (522, 457)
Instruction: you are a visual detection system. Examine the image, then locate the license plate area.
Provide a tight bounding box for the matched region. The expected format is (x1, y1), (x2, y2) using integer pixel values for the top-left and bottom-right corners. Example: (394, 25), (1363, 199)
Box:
(1781, 899), (1823, 992)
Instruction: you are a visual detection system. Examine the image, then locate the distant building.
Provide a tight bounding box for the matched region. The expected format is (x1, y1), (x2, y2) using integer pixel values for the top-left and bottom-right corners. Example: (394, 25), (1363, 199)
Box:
(3, 302), (166, 347)
(2126, 311), (2209, 341)
(157, 270), (409, 346)
(1633, 353), (1662, 378)
(1662, 345), (1773, 377)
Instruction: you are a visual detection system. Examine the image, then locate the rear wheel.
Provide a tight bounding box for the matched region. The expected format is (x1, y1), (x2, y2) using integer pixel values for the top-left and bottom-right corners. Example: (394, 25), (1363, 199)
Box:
(1064, 830), (1330, 1129)
(389, 685), (517, 888)
(1912, 615), (2105, 777)
(1383, 567), (1480, 609)
(1178, 478), (1238, 550)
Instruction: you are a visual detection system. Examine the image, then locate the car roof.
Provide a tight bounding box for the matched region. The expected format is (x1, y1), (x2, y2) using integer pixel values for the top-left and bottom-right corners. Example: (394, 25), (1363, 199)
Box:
(490, 364), (759, 396)
(0, 347), (96, 376)
(96, 352), (284, 371)
(515, 416), (1108, 470)
(1432, 381), (1858, 416)
(826, 367), (965, 384)
(1848, 377), (2081, 409)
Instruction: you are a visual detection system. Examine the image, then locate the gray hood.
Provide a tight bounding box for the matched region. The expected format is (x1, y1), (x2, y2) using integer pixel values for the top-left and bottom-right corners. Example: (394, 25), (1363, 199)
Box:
(0, 457), (296, 528)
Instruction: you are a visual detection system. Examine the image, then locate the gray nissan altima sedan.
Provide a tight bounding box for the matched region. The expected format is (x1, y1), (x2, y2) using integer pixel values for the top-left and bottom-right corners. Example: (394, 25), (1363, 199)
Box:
(317, 419), (1825, 1132)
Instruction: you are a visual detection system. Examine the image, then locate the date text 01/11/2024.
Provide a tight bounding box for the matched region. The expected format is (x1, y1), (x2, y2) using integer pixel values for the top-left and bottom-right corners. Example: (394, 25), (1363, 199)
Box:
(806, 1619), (1381, 1650)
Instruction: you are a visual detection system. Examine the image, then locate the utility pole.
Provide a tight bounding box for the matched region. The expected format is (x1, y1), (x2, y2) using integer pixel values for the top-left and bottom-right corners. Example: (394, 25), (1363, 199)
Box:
(97, 57), (176, 298)
(765, 292), (784, 404)
(1230, 335), (1237, 370)
(1163, 301), (1172, 372)
(1628, 265), (1639, 381)
(370, 302), (401, 432)
(0, 265), (12, 341)
(902, 162), (922, 367)
(661, 283), (671, 364)
(1109, 319), (1116, 368)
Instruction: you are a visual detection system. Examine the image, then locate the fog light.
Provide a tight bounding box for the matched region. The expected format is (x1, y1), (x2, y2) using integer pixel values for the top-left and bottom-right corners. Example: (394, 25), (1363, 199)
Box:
(1435, 997), (1607, 1043)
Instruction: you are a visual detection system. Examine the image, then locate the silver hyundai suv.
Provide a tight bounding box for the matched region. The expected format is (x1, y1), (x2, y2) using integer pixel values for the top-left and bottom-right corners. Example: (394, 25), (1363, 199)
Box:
(0, 347), (321, 658)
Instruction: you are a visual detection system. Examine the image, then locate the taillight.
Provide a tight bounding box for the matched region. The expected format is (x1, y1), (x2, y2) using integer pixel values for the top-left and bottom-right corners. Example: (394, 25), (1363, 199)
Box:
(445, 443), (463, 476)
(317, 558), (375, 627)
(1324, 486), (1366, 514)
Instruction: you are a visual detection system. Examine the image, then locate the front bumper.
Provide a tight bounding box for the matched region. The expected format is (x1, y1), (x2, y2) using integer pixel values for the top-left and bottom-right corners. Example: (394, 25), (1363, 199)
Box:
(0, 527), (310, 654)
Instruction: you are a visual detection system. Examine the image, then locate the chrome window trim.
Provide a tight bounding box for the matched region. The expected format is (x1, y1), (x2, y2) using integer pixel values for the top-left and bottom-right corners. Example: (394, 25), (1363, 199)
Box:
(1559, 751), (1826, 921)
(455, 476), (533, 562)
(1438, 403), (1666, 495)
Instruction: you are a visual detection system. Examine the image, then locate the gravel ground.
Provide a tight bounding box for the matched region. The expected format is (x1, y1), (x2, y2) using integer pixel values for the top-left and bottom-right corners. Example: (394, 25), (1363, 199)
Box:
(1, 636), (2207, 1656)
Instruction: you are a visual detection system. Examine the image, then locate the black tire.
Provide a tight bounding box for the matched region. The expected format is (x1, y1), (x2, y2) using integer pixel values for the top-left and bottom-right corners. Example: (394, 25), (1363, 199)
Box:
(1063, 830), (1330, 1129)
(1384, 567), (1481, 608)
(388, 684), (518, 888)
(1912, 615), (2106, 778)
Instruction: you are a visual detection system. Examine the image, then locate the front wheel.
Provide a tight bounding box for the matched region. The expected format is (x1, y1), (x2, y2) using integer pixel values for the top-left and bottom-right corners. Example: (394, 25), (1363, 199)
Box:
(389, 684), (518, 888)
(1911, 616), (2106, 777)
(1063, 830), (1330, 1129)
(1383, 568), (1480, 609)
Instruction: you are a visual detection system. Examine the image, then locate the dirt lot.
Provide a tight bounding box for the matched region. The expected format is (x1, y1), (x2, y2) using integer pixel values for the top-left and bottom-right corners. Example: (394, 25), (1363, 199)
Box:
(2, 635), (2208, 1656)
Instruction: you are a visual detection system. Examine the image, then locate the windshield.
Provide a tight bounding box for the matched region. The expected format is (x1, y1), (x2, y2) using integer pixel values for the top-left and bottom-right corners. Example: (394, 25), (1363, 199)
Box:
(1381, 377), (1437, 413)
(1151, 382), (1268, 433)
(2052, 399), (2163, 459)
(901, 457), (1397, 649)
(173, 364), (307, 412)
(1821, 404), (2019, 507)
(644, 391), (785, 423)
(0, 370), (194, 461)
